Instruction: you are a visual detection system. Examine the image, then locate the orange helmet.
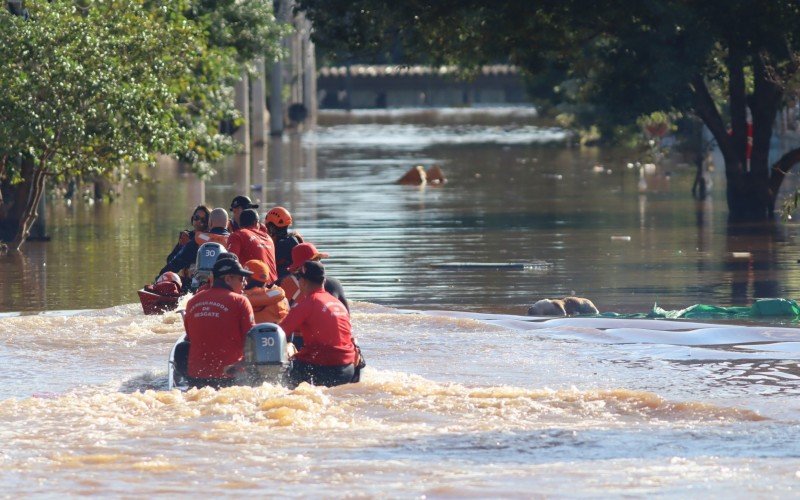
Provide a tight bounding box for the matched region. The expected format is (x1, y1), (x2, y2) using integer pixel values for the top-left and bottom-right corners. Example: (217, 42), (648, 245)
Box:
(266, 206), (292, 228)
(157, 271), (182, 287)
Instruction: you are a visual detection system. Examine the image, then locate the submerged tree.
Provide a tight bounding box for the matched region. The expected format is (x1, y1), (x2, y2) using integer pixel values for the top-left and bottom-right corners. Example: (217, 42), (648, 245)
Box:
(0, 0), (284, 252)
(297, 0), (800, 220)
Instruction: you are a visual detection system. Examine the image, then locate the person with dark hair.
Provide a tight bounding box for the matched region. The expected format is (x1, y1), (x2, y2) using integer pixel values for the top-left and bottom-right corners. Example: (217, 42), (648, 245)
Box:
(159, 208), (230, 285)
(229, 195), (263, 232)
(227, 208), (277, 283)
(183, 257), (255, 389)
(279, 261), (359, 388)
(164, 206), (210, 283)
(265, 206), (303, 281)
(282, 242), (349, 312)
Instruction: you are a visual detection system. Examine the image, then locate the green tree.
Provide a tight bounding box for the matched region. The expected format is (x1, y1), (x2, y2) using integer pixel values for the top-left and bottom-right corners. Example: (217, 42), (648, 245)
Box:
(0, 0), (285, 251)
(297, 0), (800, 220)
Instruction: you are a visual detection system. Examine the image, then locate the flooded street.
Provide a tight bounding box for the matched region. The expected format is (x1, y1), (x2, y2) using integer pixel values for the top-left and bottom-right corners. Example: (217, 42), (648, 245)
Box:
(5, 108), (800, 315)
(3, 109), (800, 496)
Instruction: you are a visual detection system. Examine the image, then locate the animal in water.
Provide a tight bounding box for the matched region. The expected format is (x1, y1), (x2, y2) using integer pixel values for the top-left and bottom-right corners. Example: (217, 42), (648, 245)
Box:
(426, 165), (447, 184)
(396, 165), (427, 185)
(528, 299), (566, 316)
(527, 297), (599, 316)
(563, 296), (599, 315)
(396, 164), (447, 185)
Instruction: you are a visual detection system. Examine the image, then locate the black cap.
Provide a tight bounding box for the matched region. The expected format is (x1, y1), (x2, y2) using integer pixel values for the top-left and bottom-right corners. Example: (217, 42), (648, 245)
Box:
(212, 255), (253, 278)
(297, 260), (325, 283)
(239, 208), (259, 228)
(230, 195), (258, 210)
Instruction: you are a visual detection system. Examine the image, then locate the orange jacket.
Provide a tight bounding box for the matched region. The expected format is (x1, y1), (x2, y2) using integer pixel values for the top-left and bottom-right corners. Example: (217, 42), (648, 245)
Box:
(244, 285), (290, 324)
(195, 231), (229, 247)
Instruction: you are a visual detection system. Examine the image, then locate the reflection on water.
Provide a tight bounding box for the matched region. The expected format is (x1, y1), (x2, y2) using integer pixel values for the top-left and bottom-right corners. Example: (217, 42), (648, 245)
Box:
(3, 110), (800, 315)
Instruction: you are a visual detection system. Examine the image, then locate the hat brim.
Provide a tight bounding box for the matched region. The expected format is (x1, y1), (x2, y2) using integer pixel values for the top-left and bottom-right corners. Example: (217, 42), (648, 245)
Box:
(215, 268), (254, 278)
(287, 252), (330, 273)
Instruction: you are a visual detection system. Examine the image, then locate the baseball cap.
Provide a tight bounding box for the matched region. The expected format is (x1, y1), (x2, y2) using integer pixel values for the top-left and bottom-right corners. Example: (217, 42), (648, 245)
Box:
(212, 256), (254, 278)
(230, 195), (259, 210)
(243, 259), (270, 283)
(287, 242), (330, 273)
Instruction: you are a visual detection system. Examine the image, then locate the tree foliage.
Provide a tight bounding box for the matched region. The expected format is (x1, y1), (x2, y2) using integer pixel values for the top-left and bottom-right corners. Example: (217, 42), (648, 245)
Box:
(298, 0), (800, 220)
(0, 0), (285, 250)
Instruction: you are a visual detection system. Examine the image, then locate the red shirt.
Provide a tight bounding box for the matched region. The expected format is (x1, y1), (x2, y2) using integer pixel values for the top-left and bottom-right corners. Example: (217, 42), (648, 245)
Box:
(183, 286), (255, 378)
(227, 227), (277, 283)
(279, 288), (355, 366)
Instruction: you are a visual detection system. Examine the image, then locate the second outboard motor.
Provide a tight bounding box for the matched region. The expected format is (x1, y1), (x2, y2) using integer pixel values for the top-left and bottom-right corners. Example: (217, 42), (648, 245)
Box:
(231, 323), (289, 386)
(190, 242), (227, 291)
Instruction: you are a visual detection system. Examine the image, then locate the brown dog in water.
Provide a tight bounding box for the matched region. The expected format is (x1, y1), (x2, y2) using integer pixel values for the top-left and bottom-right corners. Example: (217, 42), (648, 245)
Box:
(396, 165), (447, 185)
(527, 297), (599, 317)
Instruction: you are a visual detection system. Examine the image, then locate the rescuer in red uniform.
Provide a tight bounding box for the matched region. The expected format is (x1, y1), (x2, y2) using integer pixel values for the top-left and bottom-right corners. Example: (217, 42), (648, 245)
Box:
(227, 208), (277, 284)
(279, 261), (360, 388)
(183, 256), (255, 389)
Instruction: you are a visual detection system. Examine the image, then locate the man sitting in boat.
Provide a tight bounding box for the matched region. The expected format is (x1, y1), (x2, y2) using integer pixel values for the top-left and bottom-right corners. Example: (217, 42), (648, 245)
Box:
(182, 256), (255, 389)
(242, 259), (289, 324)
(227, 208), (277, 284)
(265, 206), (303, 281)
(159, 207), (230, 287)
(281, 242), (350, 315)
(229, 195), (266, 232)
(279, 261), (358, 388)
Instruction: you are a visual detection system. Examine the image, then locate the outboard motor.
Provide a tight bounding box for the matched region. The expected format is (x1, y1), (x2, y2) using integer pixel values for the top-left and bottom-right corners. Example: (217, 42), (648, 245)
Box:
(190, 242), (227, 291)
(229, 323), (289, 386)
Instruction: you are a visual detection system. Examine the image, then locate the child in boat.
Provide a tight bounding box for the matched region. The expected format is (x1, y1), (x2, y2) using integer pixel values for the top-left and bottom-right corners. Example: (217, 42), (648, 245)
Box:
(242, 260), (290, 324)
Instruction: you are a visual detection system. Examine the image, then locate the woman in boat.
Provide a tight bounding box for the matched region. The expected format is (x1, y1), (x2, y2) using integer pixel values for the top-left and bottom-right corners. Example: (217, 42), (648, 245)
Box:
(159, 208), (230, 286)
(163, 205), (210, 286)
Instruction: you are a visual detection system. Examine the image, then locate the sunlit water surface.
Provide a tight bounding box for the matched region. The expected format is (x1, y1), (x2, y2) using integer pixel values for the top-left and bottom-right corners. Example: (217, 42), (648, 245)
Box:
(3, 109), (800, 496)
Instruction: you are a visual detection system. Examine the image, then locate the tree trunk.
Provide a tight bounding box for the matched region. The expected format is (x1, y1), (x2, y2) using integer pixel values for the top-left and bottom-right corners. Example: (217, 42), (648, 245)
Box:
(690, 67), (783, 221)
(767, 146), (800, 214)
(0, 155), (36, 242)
(9, 161), (47, 252)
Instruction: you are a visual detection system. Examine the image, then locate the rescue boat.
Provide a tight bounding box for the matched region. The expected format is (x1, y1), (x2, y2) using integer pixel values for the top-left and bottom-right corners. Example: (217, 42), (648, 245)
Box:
(168, 322), (291, 391)
(137, 289), (180, 315)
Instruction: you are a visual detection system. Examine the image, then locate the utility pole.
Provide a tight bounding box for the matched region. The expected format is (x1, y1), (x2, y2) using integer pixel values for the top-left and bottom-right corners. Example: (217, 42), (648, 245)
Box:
(300, 13), (317, 129)
(269, 0), (290, 136)
(251, 58), (268, 205)
(233, 70), (250, 196)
